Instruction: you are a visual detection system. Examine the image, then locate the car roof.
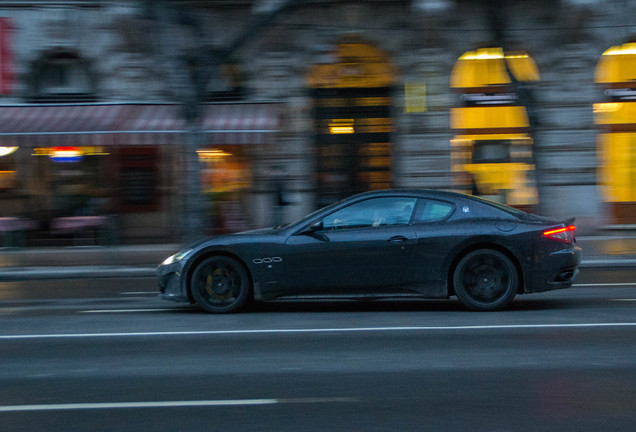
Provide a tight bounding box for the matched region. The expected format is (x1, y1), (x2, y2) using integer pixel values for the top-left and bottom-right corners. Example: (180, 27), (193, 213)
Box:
(349, 188), (471, 201)
(351, 189), (537, 218)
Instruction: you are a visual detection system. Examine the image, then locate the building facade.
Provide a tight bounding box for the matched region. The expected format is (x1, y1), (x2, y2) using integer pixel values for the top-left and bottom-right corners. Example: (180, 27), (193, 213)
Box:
(0, 0), (634, 245)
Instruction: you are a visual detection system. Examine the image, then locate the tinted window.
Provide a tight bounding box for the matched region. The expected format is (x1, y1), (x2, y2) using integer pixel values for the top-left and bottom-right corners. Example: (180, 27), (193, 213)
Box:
(413, 199), (454, 223)
(323, 197), (416, 230)
(465, 195), (532, 220)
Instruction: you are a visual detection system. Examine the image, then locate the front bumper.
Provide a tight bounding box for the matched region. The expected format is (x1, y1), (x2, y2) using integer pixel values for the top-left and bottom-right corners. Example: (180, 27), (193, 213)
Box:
(157, 262), (189, 302)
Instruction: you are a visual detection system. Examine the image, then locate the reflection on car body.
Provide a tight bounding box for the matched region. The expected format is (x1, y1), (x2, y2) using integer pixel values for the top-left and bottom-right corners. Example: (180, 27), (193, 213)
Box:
(157, 189), (582, 313)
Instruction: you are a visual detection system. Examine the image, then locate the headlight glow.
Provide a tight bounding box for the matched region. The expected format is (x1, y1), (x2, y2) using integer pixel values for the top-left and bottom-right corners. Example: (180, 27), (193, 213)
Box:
(162, 249), (192, 266)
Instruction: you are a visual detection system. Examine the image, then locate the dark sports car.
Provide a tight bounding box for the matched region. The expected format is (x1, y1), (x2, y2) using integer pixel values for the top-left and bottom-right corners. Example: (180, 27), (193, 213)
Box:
(158, 189), (581, 313)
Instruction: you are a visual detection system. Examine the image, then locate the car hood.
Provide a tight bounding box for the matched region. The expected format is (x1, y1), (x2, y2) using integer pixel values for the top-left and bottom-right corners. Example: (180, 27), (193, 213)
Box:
(234, 227), (279, 235)
(182, 227), (281, 250)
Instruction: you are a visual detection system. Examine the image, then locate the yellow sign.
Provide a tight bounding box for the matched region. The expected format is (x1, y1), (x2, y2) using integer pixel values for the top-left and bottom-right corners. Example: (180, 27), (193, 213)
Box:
(307, 37), (397, 89)
(405, 83), (427, 113)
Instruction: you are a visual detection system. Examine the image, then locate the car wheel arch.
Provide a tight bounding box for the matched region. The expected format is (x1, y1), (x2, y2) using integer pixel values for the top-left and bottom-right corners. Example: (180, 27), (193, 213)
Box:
(447, 242), (524, 297)
(184, 250), (254, 304)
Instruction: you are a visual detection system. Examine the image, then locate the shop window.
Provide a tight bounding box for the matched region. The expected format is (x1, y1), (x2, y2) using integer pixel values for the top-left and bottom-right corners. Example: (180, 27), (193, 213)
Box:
(199, 145), (251, 233)
(30, 51), (96, 102)
(473, 141), (511, 164)
(0, 146), (18, 191)
(46, 146), (115, 218)
(117, 147), (159, 212)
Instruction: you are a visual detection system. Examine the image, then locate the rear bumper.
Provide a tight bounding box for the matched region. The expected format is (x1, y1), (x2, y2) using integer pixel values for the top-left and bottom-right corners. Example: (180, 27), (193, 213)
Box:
(527, 246), (582, 293)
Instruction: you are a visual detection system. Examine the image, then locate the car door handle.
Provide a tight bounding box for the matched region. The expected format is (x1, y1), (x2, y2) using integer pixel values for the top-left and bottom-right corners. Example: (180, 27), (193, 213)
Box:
(388, 236), (408, 243)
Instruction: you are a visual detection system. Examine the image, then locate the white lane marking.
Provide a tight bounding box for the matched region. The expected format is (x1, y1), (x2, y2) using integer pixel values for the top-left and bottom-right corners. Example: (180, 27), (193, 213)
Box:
(0, 397), (357, 413)
(80, 309), (173, 314)
(2, 323), (636, 340)
(611, 299), (636, 302)
(573, 283), (636, 287)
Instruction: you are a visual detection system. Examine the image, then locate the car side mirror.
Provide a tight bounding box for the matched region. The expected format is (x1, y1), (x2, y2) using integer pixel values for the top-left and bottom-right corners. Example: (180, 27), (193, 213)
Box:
(309, 220), (323, 232)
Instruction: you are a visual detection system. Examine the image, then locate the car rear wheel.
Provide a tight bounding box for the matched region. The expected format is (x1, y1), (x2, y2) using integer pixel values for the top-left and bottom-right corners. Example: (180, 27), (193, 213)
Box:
(453, 249), (518, 311)
(190, 256), (250, 313)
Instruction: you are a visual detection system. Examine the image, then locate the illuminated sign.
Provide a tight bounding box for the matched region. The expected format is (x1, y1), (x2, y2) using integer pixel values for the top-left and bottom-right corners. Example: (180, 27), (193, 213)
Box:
(32, 146), (109, 160)
(0, 146), (17, 157)
(197, 149), (232, 159)
(329, 119), (354, 134)
(50, 146), (83, 163)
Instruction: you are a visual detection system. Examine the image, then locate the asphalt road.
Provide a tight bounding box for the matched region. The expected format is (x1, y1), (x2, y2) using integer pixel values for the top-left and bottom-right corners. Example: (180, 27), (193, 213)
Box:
(1, 268), (635, 432)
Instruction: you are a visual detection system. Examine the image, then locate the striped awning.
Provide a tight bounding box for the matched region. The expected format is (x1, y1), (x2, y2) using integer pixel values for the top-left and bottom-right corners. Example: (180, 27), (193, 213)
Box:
(0, 103), (279, 146)
(200, 104), (280, 145)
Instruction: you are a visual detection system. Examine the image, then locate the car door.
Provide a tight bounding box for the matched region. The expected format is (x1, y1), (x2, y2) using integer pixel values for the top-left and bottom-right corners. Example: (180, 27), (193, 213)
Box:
(400, 198), (458, 296)
(282, 197), (418, 296)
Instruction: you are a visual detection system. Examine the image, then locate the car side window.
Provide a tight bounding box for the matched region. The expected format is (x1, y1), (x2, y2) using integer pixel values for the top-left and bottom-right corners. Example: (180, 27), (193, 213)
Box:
(413, 199), (454, 223)
(323, 197), (417, 230)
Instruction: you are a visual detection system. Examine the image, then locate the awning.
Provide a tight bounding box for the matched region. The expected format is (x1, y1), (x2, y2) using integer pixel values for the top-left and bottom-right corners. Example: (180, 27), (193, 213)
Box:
(200, 103), (280, 145)
(450, 106), (530, 136)
(595, 42), (636, 85)
(595, 102), (636, 132)
(450, 48), (540, 91)
(0, 103), (279, 146)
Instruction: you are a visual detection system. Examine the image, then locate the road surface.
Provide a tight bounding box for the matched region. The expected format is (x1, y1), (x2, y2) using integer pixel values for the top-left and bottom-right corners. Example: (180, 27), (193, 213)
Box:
(1, 268), (635, 431)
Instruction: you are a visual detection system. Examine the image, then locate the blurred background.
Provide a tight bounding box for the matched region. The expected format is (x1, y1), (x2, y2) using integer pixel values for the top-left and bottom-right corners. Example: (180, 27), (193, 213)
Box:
(0, 0), (634, 246)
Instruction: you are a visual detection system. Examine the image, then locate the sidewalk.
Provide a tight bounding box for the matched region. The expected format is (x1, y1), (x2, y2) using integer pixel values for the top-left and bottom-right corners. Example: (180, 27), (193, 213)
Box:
(0, 237), (635, 281)
(576, 236), (636, 269)
(0, 244), (179, 281)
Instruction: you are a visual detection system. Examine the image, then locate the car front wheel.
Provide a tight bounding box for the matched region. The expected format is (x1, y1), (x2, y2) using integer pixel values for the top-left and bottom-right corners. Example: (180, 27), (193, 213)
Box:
(453, 249), (518, 311)
(190, 256), (250, 313)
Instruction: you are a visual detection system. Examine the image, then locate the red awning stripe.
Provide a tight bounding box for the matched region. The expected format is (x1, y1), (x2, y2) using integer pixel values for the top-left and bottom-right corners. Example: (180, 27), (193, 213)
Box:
(0, 103), (279, 144)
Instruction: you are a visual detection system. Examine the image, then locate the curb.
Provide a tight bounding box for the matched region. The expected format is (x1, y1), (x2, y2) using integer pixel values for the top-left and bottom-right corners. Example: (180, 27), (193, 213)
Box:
(578, 259), (636, 270)
(0, 266), (156, 281)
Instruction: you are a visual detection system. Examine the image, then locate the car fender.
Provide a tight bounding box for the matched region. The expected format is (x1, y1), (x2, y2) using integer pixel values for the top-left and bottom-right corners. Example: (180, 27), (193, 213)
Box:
(180, 245), (254, 302)
(443, 234), (527, 296)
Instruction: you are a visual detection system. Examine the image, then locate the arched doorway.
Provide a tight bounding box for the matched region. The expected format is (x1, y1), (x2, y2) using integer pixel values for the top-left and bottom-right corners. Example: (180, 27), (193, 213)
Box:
(595, 41), (636, 224)
(307, 36), (397, 207)
(450, 47), (539, 208)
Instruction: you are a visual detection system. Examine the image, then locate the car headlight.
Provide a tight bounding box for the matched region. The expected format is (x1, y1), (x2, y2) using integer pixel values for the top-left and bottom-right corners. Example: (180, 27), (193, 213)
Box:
(162, 249), (192, 266)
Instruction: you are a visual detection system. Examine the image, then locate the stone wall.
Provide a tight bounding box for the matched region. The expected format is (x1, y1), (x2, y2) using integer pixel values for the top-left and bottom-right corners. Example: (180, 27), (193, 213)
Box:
(2, 0), (635, 231)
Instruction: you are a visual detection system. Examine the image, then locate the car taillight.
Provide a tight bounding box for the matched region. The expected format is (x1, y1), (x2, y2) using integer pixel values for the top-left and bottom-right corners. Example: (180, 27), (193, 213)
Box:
(543, 225), (576, 244)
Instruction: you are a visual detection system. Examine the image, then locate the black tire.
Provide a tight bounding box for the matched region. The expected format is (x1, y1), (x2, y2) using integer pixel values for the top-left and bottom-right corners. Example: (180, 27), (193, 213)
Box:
(453, 249), (518, 311)
(190, 256), (250, 313)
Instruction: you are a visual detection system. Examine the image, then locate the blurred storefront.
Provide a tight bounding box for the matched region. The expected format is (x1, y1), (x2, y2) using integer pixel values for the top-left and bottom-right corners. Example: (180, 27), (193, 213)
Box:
(595, 41), (636, 224)
(2, 0), (630, 240)
(450, 47), (540, 209)
(0, 103), (279, 244)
